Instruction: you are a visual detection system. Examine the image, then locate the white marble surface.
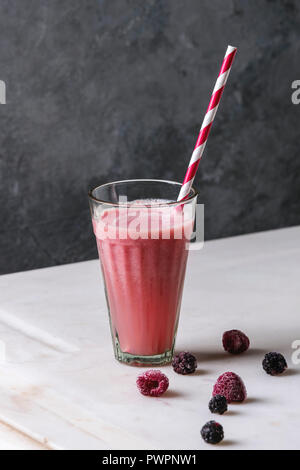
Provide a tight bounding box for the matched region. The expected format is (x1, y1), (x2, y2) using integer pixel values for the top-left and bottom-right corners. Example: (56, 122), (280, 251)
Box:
(0, 226), (299, 450)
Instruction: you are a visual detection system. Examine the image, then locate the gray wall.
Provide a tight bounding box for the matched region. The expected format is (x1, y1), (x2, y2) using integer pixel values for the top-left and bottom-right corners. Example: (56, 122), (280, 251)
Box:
(1, 0), (300, 275)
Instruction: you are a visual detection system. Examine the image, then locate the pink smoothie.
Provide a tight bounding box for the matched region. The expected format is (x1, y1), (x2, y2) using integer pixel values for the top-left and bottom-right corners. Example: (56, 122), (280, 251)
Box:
(93, 201), (193, 357)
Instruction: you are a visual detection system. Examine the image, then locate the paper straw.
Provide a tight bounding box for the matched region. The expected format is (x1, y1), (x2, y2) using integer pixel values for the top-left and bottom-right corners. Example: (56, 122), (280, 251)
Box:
(177, 45), (237, 201)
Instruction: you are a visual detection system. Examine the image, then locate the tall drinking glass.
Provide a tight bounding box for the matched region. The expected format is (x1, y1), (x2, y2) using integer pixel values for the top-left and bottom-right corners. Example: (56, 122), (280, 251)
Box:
(89, 179), (197, 366)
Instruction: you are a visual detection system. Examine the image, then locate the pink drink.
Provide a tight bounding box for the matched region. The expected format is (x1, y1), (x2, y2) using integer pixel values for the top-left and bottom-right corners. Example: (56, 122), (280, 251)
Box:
(93, 201), (193, 358)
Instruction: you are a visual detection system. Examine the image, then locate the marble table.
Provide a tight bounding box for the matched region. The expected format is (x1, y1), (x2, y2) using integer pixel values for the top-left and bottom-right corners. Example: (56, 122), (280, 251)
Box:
(0, 226), (299, 450)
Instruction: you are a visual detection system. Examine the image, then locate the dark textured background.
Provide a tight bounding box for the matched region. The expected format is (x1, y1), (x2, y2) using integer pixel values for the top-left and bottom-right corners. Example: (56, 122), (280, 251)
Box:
(1, 0), (300, 275)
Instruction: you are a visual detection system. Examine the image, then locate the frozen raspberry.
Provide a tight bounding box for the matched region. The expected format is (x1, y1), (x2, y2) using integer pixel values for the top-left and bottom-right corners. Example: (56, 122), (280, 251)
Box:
(208, 395), (228, 415)
(201, 421), (224, 444)
(213, 372), (247, 403)
(136, 370), (169, 397)
(172, 351), (197, 374)
(222, 329), (250, 354)
(262, 352), (288, 376)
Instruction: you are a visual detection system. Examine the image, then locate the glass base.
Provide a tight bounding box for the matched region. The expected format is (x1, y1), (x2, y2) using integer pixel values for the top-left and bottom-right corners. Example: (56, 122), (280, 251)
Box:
(114, 339), (173, 366)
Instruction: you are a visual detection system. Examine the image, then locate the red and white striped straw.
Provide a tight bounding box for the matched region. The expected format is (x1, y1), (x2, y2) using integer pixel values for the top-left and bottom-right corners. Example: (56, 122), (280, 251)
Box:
(177, 45), (237, 201)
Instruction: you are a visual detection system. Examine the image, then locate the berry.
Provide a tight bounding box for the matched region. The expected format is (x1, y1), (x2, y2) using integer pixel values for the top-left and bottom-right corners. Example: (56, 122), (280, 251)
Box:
(209, 395), (228, 415)
(213, 372), (247, 403)
(136, 370), (169, 397)
(262, 352), (288, 376)
(222, 329), (250, 354)
(172, 351), (197, 375)
(201, 421), (224, 444)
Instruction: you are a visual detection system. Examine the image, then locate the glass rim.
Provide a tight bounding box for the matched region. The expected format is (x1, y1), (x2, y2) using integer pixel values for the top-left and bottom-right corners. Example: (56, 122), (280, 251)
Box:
(88, 178), (198, 207)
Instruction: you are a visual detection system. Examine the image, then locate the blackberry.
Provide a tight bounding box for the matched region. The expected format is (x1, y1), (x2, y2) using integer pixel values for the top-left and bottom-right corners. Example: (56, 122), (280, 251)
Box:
(262, 352), (288, 376)
(172, 351), (197, 375)
(201, 421), (224, 444)
(209, 395), (228, 415)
